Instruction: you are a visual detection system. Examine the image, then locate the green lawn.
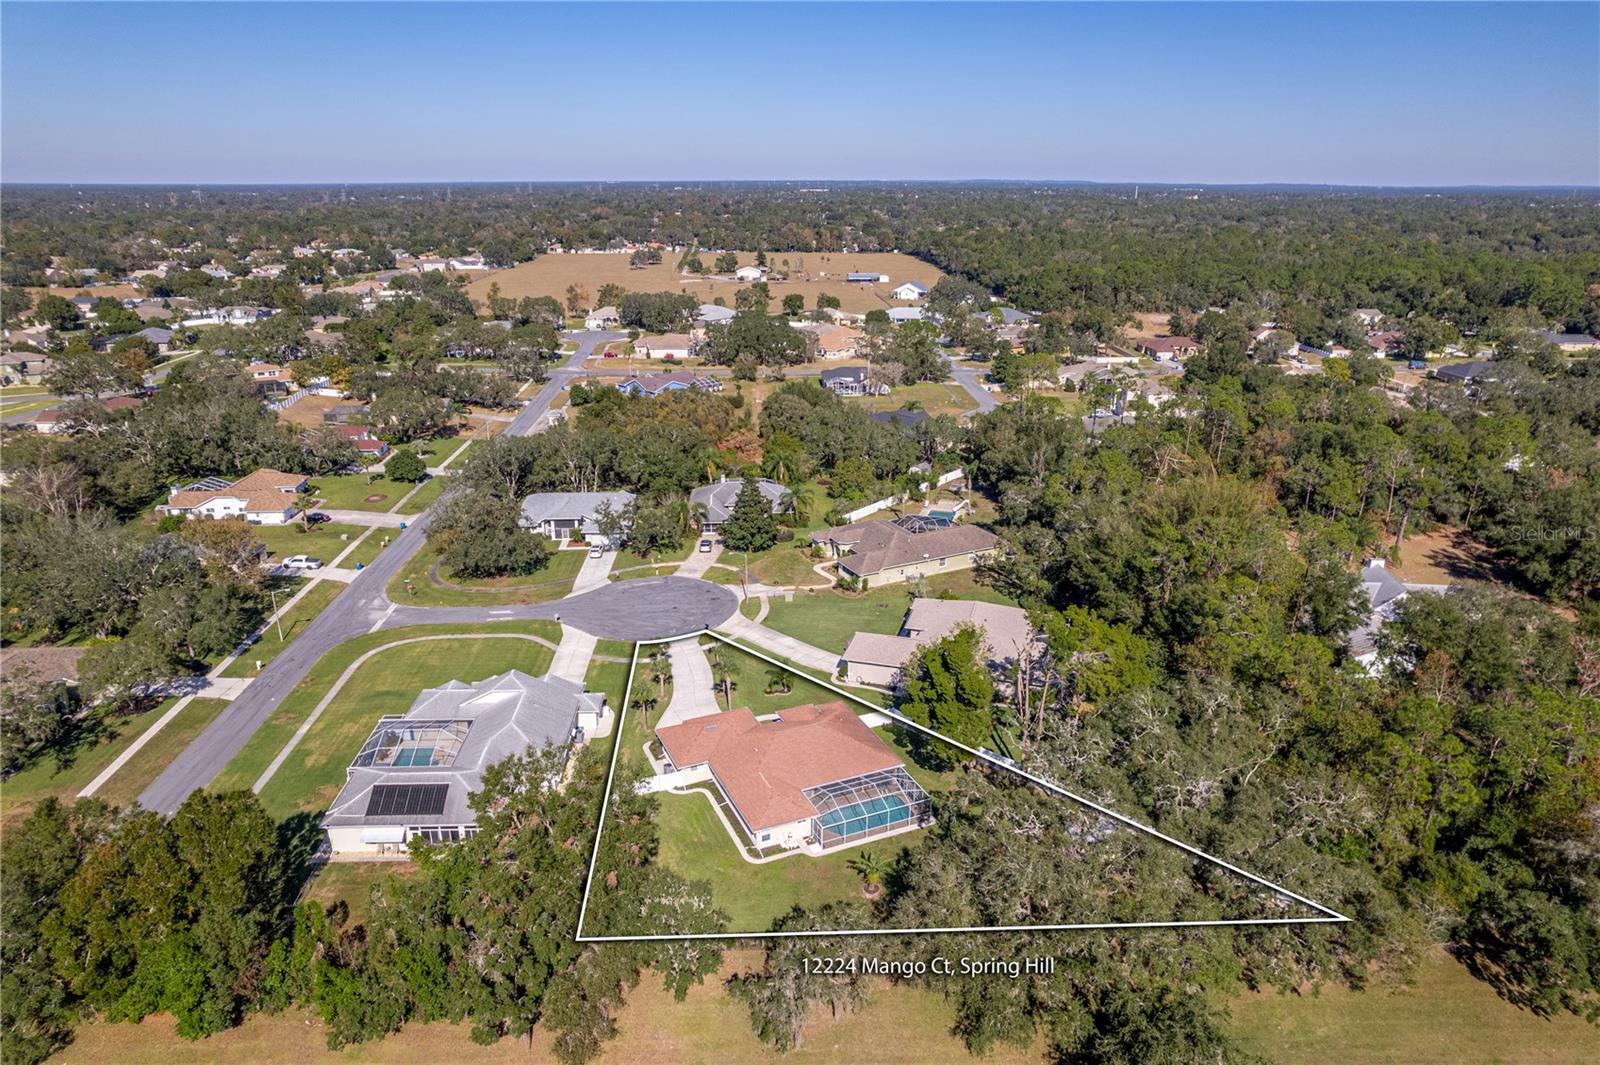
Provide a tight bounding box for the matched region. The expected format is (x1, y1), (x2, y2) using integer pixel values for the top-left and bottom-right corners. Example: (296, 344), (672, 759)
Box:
(706, 542), (825, 588)
(654, 788), (922, 932)
(300, 861), (422, 928)
(762, 570), (1017, 655)
(699, 638), (849, 716)
(1, 697), (178, 829)
(390, 542), (584, 606)
(739, 597), (763, 619)
(592, 639), (636, 660)
(219, 581), (345, 678)
(340, 529), (392, 568)
(92, 699), (232, 809)
(846, 380), (979, 418)
(255, 522), (366, 562)
(610, 563), (678, 582)
(253, 635), (557, 819)
(307, 472), (432, 512)
(1228, 947), (1600, 1064)
(207, 620), (561, 797)
(393, 473), (450, 514)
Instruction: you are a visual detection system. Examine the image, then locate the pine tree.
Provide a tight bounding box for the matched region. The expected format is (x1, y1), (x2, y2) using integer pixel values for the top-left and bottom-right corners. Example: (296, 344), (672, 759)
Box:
(720, 473), (777, 553)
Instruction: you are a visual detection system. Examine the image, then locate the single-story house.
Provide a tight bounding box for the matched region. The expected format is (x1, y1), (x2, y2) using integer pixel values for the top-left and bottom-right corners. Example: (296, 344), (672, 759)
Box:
(182, 306), (275, 328)
(891, 281), (929, 301)
(1349, 559), (1448, 672)
(134, 326), (175, 352)
(1434, 360), (1496, 384)
(614, 371), (722, 397)
(27, 394), (146, 434)
(819, 365), (884, 397)
(634, 333), (693, 359)
(690, 476), (788, 532)
(847, 272), (889, 283)
(1140, 336), (1200, 360)
(70, 294), (99, 319)
(812, 515), (998, 588)
(995, 307), (1035, 326)
(1538, 330), (1600, 352)
(159, 468), (308, 524)
(654, 702), (932, 852)
(0, 352), (57, 386)
(520, 490), (636, 543)
(1366, 330), (1403, 356)
(335, 424), (389, 460)
(696, 303), (737, 326)
(887, 307), (924, 324)
(791, 322), (863, 358)
(868, 407), (930, 432)
(733, 265), (765, 282)
(584, 306), (620, 330)
(321, 670), (606, 858)
(448, 255), (489, 271)
(842, 597), (1035, 687)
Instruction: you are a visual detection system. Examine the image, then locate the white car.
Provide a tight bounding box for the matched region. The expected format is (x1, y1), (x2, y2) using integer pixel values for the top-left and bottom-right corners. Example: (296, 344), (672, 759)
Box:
(282, 555), (323, 571)
(588, 545), (605, 559)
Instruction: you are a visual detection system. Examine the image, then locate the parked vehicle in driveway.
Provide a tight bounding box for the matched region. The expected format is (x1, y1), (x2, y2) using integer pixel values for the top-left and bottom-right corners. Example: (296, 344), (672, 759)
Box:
(282, 555), (323, 570)
(698, 539), (713, 553)
(588, 545), (604, 558)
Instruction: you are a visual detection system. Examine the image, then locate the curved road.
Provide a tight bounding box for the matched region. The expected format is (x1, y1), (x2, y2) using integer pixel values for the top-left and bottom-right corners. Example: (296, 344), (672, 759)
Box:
(138, 331), (636, 814)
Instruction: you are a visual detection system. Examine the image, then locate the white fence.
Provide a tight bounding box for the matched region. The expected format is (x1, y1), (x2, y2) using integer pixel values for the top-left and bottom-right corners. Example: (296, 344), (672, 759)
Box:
(636, 765), (713, 794)
(841, 466), (966, 523)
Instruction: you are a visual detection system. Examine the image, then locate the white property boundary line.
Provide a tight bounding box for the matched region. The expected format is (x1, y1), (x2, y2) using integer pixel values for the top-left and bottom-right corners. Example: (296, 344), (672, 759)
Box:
(574, 630), (1350, 942)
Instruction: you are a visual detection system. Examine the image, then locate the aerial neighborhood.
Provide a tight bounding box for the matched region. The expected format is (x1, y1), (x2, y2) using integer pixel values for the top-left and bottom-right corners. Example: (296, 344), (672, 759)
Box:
(3, 180), (1598, 1065)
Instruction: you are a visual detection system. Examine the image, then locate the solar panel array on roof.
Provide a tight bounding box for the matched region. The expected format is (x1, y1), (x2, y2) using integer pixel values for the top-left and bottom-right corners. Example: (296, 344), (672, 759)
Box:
(365, 783), (449, 818)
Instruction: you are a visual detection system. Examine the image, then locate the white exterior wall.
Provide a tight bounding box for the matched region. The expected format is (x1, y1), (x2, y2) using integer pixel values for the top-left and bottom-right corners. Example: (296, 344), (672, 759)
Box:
(188, 496), (296, 524)
(843, 660), (901, 688)
(753, 817), (812, 851)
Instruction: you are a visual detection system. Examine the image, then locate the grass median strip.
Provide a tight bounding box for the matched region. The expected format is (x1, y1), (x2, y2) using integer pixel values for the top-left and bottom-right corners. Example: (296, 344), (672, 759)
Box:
(219, 580), (345, 678)
(92, 698), (232, 809)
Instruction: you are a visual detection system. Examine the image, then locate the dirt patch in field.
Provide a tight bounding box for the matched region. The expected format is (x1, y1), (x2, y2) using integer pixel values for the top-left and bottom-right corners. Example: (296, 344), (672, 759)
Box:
(1126, 311), (1173, 340)
(1392, 527), (1509, 586)
(275, 393), (348, 428)
(467, 251), (943, 316)
(25, 284), (144, 302)
(363, 494), (389, 504)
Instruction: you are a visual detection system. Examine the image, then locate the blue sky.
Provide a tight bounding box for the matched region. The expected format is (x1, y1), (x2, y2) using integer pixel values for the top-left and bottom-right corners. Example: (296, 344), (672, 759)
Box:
(2, 2), (1596, 185)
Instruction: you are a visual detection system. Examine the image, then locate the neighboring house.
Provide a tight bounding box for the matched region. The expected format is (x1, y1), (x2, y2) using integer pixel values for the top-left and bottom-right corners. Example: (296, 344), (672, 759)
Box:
(690, 476), (788, 532)
(520, 490), (636, 543)
(334, 424), (389, 460)
(842, 597), (1035, 687)
(131, 303), (175, 322)
(996, 307), (1035, 326)
(847, 272), (889, 283)
(1349, 559), (1448, 672)
(584, 306), (620, 330)
(447, 255), (489, 271)
(322, 670), (607, 858)
(0, 352), (57, 386)
(791, 322), (863, 358)
(182, 306), (274, 327)
(1366, 330), (1403, 356)
(733, 265), (765, 282)
(891, 281), (928, 301)
(819, 365), (883, 397)
(1434, 360), (1496, 384)
(634, 332), (693, 359)
(27, 394), (146, 434)
(887, 306), (924, 324)
(135, 326), (175, 352)
(247, 361), (294, 397)
(812, 515), (999, 588)
(614, 371), (722, 397)
(1139, 335), (1199, 360)
(868, 407), (930, 432)
(1353, 308), (1384, 328)
(70, 295), (99, 319)
(1538, 330), (1600, 353)
(695, 303), (737, 326)
(158, 469), (308, 524)
(654, 702), (932, 852)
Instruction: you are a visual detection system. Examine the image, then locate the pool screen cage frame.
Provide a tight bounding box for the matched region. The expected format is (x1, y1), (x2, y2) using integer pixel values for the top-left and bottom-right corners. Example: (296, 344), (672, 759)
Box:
(804, 766), (932, 848)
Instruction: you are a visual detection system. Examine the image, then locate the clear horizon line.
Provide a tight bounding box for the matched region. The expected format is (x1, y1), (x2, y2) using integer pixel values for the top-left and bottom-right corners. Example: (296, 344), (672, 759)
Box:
(3, 177), (1597, 192)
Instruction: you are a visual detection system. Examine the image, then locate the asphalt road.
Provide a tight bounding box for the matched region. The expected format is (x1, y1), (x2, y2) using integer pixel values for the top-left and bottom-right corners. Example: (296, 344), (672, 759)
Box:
(386, 576), (738, 641)
(948, 359), (1001, 414)
(137, 332), (620, 814)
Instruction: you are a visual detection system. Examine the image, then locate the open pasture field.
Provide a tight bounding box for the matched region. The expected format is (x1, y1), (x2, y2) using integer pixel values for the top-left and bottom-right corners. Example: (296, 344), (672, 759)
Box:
(466, 251), (943, 316)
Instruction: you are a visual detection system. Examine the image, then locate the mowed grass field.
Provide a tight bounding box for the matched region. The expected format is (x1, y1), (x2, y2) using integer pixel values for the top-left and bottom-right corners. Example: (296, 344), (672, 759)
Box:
(466, 251), (943, 316)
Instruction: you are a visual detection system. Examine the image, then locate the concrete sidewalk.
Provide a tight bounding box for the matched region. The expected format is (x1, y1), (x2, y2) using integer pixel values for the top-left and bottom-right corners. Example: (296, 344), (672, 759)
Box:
(716, 615), (841, 677)
(314, 509), (412, 527)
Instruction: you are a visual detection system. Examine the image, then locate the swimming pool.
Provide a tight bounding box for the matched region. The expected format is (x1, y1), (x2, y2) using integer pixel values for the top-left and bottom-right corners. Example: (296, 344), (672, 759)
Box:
(815, 793), (915, 839)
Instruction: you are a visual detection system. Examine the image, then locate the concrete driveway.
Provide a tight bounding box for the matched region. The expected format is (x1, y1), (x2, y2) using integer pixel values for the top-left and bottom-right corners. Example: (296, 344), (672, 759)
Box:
(675, 539), (723, 578)
(570, 546), (618, 594)
(717, 614), (843, 676)
(656, 638), (719, 728)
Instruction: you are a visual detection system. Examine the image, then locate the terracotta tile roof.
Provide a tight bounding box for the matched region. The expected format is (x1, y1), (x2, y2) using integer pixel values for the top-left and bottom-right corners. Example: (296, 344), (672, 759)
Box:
(655, 702), (903, 832)
(1141, 335), (1198, 353)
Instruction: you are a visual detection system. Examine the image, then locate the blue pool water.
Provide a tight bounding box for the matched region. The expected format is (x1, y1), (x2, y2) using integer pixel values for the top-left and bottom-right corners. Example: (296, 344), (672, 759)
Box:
(816, 794), (913, 836)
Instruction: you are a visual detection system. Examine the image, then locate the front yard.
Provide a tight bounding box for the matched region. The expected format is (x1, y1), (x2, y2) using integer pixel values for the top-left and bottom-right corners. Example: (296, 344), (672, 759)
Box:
(389, 542), (585, 606)
(306, 472), (440, 513)
(762, 569), (1017, 654)
(255, 522), (367, 563)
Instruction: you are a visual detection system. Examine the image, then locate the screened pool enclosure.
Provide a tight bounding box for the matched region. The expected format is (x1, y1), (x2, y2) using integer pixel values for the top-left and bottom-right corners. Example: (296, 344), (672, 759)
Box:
(804, 766), (933, 848)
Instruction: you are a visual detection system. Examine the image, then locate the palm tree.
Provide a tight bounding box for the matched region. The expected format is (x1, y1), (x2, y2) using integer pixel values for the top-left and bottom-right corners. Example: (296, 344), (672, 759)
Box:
(848, 851), (891, 898)
(706, 647), (736, 710)
(764, 666), (794, 695)
(648, 646), (672, 700)
(292, 491), (315, 531)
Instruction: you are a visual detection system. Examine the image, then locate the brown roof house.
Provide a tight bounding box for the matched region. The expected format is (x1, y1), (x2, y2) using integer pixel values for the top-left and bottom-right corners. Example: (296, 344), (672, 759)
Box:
(159, 469), (308, 525)
(842, 598), (1035, 688)
(812, 514), (998, 589)
(654, 702), (932, 852)
(1139, 336), (1200, 361)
